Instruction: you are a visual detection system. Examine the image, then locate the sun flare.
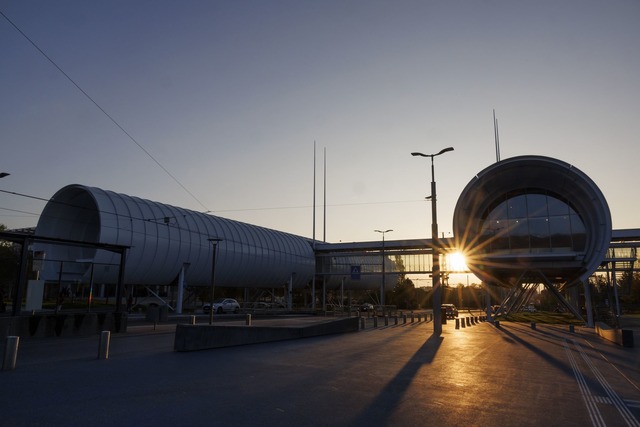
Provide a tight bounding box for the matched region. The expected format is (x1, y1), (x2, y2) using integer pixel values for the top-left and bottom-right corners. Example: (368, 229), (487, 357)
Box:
(446, 251), (468, 272)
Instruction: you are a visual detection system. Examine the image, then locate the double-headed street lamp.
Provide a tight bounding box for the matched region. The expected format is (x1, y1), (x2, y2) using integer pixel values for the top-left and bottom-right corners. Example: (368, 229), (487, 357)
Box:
(411, 147), (454, 336)
(374, 229), (393, 307)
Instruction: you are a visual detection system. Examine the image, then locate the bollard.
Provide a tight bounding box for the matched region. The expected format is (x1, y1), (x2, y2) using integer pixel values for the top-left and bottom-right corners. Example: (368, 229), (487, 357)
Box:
(455, 318), (460, 329)
(461, 318), (466, 328)
(530, 322), (536, 330)
(2, 336), (19, 371)
(403, 314), (407, 324)
(494, 320), (500, 327)
(569, 324), (575, 333)
(98, 330), (111, 360)
(384, 316), (389, 326)
(373, 316), (378, 328)
(190, 315), (196, 325)
(246, 314), (252, 326)
(394, 316), (398, 325)
(466, 317), (471, 327)
(360, 317), (365, 329)
(411, 313), (415, 323)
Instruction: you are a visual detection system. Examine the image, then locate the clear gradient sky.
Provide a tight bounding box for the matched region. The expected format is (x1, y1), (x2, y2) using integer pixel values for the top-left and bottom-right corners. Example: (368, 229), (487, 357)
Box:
(1, 1), (639, 245)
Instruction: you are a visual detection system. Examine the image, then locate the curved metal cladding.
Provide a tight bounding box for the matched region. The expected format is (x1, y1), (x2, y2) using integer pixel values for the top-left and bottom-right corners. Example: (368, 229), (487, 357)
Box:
(452, 156), (611, 287)
(35, 184), (315, 288)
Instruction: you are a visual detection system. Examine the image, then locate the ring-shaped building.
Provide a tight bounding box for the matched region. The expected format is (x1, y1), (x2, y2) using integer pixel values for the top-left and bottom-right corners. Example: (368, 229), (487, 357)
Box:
(452, 156), (612, 288)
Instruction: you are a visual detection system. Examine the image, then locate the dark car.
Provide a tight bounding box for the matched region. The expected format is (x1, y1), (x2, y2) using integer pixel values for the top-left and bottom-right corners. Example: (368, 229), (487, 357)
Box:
(442, 304), (458, 318)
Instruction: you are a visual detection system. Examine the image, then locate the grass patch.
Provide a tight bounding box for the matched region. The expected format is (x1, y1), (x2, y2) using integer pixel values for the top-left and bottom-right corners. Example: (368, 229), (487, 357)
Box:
(496, 311), (584, 325)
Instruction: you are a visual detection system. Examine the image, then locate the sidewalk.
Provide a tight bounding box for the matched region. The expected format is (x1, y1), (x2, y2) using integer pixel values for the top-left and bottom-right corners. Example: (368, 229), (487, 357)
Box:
(2, 316), (639, 427)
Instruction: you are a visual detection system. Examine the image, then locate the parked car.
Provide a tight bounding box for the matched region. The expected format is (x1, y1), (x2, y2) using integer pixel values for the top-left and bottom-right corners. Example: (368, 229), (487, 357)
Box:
(360, 303), (375, 312)
(203, 298), (240, 314)
(442, 304), (458, 318)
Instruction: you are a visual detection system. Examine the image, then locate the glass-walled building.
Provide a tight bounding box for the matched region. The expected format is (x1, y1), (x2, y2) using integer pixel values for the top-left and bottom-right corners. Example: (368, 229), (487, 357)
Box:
(453, 156), (611, 288)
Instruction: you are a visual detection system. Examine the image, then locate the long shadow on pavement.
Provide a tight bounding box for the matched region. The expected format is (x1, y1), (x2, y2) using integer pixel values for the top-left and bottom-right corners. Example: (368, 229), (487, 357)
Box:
(492, 323), (571, 373)
(349, 333), (443, 426)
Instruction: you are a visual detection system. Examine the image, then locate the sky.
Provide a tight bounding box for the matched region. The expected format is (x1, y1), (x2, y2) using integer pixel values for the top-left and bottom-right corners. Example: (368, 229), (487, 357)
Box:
(1, 0), (639, 246)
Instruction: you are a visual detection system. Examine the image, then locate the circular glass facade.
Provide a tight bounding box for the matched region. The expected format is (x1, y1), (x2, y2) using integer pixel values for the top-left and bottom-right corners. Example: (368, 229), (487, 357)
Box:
(479, 191), (586, 255)
(453, 156), (611, 287)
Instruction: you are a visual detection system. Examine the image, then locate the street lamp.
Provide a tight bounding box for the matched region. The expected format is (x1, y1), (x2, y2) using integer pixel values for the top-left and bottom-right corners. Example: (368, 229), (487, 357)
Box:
(374, 229), (393, 307)
(0, 172), (10, 178)
(411, 147), (454, 336)
(208, 238), (223, 325)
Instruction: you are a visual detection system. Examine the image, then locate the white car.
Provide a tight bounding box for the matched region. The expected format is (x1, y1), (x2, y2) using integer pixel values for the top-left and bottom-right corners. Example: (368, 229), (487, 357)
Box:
(203, 298), (240, 314)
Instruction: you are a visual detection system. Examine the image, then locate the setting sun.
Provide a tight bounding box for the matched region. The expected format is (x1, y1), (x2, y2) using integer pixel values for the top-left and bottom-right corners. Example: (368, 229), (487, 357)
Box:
(446, 251), (468, 272)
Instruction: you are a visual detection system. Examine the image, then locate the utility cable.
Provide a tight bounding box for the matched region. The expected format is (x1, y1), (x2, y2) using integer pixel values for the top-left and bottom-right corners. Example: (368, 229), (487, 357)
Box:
(0, 9), (210, 212)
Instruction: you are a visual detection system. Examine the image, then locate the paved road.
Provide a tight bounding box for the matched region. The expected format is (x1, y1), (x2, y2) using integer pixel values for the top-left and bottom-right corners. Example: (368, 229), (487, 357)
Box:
(2, 317), (639, 427)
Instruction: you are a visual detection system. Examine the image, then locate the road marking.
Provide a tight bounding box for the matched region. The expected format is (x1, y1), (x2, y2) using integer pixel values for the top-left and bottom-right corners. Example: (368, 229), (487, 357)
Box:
(564, 339), (606, 427)
(583, 338), (640, 393)
(571, 339), (640, 427)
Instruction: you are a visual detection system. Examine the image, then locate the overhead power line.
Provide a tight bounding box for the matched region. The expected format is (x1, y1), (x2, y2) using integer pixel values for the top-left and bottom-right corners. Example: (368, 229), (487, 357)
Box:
(0, 9), (210, 212)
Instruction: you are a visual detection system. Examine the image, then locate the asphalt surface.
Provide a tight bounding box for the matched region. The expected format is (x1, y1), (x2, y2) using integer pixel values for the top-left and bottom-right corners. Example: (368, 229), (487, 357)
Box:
(1, 314), (639, 427)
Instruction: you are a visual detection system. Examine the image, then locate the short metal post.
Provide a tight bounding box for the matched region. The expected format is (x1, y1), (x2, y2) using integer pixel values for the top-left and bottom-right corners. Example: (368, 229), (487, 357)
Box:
(360, 317), (365, 329)
(384, 316), (389, 326)
(531, 322), (536, 330)
(2, 336), (19, 371)
(373, 316), (378, 328)
(455, 318), (460, 329)
(246, 314), (252, 326)
(98, 330), (110, 360)
(190, 315), (196, 325)
(403, 314), (407, 324)
(411, 313), (415, 323)
(394, 316), (398, 325)
(461, 318), (466, 328)
(569, 324), (575, 333)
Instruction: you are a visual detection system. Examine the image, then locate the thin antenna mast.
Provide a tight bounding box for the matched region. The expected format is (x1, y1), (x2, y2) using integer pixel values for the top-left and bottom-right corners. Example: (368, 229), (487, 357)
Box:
(312, 141), (317, 248)
(323, 147), (327, 242)
(493, 109), (501, 162)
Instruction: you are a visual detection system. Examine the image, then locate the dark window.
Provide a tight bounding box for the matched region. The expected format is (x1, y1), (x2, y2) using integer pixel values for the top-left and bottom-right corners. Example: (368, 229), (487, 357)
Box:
(507, 195), (527, 219)
(481, 191), (586, 254)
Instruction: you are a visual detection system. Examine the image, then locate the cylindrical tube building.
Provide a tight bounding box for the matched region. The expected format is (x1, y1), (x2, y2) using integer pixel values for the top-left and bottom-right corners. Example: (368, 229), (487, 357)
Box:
(35, 184), (315, 288)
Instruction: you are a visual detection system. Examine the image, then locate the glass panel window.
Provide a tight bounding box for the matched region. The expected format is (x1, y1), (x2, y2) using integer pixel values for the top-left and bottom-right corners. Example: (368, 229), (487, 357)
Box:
(548, 197), (570, 216)
(549, 216), (572, 251)
(570, 214), (586, 251)
(509, 219), (529, 251)
(526, 194), (548, 218)
(483, 191), (587, 255)
(529, 217), (550, 251)
(507, 195), (527, 219)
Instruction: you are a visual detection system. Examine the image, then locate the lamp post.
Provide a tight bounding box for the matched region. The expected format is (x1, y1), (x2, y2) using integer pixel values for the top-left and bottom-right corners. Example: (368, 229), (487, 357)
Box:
(374, 229), (393, 307)
(411, 147), (454, 336)
(0, 172), (10, 178)
(208, 238), (223, 325)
